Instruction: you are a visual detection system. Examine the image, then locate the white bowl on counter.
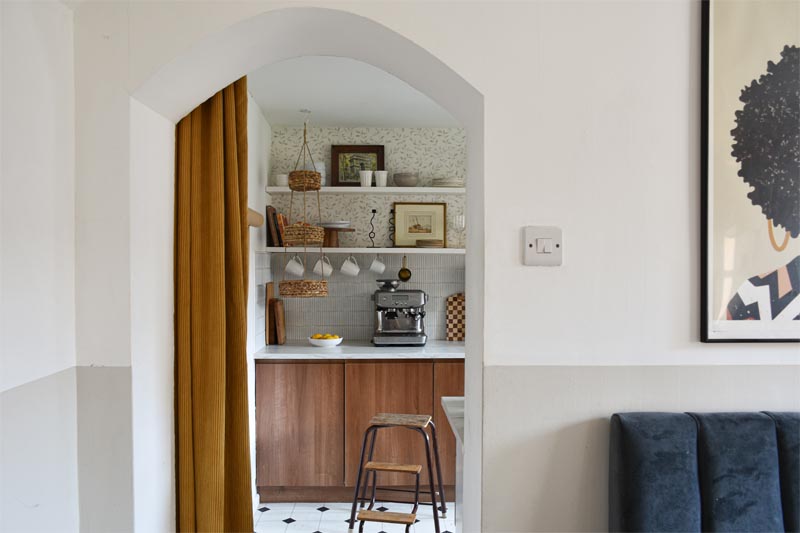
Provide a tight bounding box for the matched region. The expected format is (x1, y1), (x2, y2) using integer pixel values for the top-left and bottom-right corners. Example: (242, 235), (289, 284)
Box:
(308, 336), (344, 347)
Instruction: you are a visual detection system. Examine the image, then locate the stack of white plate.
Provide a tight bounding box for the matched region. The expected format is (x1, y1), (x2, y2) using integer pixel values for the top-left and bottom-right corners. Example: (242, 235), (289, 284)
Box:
(431, 178), (465, 188)
(320, 221), (351, 229)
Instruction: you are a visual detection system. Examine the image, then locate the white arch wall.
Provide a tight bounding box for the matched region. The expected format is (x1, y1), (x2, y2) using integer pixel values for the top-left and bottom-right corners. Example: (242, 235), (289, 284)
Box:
(76, 3), (483, 531)
(73, 2), (800, 532)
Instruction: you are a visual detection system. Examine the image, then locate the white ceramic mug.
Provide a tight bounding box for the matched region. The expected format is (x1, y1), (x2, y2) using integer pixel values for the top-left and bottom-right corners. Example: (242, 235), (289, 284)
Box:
(374, 170), (388, 187)
(285, 254), (304, 277)
(313, 256), (334, 277)
(275, 173), (289, 187)
(369, 255), (386, 274)
(359, 170), (373, 187)
(341, 255), (360, 276)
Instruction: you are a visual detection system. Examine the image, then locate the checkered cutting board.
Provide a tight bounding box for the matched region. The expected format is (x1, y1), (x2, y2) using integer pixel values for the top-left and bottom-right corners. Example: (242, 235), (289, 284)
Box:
(446, 292), (466, 341)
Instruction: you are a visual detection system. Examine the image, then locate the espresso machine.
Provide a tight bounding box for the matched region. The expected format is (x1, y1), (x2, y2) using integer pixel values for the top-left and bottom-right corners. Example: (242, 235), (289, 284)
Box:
(372, 280), (428, 346)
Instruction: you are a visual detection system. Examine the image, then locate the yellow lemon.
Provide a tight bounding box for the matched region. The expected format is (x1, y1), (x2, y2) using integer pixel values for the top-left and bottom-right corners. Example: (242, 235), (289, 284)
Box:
(312, 334), (323, 339)
(332, 335), (340, 339)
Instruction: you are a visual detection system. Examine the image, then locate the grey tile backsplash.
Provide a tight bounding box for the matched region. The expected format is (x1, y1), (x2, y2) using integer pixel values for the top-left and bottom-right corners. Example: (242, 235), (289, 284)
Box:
(269, 252), (465, 341)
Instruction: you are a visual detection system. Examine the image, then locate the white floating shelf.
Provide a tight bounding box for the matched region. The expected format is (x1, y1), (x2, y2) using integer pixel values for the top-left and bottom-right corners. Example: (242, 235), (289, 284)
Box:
(265, 247), (465, 255)
(266, 186), (464, 195)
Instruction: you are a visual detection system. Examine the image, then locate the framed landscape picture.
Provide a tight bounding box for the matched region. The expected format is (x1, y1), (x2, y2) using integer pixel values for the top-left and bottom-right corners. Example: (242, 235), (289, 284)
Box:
(701, 0), (799, 341)
(331, 145), (384, 186)
(394, 202), (447, 247)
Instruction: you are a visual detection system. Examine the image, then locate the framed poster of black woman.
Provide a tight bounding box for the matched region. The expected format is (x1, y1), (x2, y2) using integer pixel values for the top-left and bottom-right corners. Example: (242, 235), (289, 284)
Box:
(701, 0), (799, 341)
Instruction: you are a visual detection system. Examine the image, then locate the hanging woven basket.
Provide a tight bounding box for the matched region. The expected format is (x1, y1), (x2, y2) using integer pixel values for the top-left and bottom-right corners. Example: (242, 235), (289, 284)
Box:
(283, 222), (325, 247)
(288, 170), (321, 192)
(280, 113), (328, 298)
(279, 279), (328, 298)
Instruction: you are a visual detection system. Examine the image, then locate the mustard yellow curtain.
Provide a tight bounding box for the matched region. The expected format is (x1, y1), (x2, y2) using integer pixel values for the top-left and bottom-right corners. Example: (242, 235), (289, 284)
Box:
(175, 77), (253, 533)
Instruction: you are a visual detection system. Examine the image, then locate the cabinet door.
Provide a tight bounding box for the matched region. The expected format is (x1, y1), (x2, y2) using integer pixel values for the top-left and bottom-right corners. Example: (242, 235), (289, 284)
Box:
(256, 362), (344, 487)
(344, 361), (433, 486)
(433, 360), (465, 485)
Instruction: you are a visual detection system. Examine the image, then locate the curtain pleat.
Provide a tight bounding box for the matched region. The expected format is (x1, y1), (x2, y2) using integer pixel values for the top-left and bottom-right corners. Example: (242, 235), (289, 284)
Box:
(175, 77), (252, 533)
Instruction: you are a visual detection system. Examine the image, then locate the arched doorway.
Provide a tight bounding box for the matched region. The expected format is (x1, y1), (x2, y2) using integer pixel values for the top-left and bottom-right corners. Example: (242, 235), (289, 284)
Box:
(131, 7), (484, 530)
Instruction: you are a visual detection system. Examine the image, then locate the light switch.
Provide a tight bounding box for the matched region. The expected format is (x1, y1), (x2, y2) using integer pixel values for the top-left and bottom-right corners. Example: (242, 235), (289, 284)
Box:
(523, 226), (563, 266)
(536, 238), (553, 253)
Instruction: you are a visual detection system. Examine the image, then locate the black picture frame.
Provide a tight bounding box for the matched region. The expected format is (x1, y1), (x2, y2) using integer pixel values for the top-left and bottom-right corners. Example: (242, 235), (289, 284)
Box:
(330, 145), (385, 187)
(700, 0), (799, 343)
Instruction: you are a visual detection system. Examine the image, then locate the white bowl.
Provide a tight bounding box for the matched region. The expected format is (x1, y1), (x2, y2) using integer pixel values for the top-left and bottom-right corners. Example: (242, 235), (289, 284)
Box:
(308, 336), (344, 347)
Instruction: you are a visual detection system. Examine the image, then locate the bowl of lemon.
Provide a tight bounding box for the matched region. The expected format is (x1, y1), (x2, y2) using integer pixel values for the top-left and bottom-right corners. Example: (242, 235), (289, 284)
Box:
(308, 333), (343, 347)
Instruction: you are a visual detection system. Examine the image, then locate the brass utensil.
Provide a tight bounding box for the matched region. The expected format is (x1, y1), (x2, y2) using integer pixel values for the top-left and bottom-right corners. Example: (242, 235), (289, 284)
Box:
(398, 255), (412, 282)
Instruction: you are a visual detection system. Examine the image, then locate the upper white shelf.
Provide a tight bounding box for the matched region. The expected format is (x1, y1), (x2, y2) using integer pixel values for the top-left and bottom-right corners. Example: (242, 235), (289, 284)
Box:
(265, 247), (465, 255)
(266, 186), (465, 195)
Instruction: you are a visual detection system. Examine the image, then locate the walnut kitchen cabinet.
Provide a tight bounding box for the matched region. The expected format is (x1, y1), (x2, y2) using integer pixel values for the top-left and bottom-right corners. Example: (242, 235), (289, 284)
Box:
(344, 360), (435, 486)
(255, 361), (344, 487)
(256, 357), (464, 500)
(433, 361), (465, 485)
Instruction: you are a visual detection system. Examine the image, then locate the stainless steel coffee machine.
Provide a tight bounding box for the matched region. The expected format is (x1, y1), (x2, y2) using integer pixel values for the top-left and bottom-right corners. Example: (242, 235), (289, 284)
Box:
(372, 280), (428, 346)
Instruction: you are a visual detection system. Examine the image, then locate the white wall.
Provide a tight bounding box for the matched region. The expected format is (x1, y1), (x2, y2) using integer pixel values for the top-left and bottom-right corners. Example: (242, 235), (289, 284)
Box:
(74, 0), (131, 369)
(248, 92), (272, 353)
(484, 365), (800, 531)
(0, 2), (79, 531)
(130, 97), (175, 533)
(72, 4), (137, 529)
(0, 0), (75, 392)
(247, 92), (272, 506)
(69, 2), (800, 531)
(112, 0), (799, 364)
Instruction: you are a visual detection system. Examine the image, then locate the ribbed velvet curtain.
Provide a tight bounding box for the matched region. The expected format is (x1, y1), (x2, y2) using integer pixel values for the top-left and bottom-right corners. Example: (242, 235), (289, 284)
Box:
(174, 77), (253, 533)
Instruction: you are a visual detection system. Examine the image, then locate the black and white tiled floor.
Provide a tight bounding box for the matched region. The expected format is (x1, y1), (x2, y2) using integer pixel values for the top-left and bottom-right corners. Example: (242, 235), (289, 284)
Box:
(253, 501), (456, 533)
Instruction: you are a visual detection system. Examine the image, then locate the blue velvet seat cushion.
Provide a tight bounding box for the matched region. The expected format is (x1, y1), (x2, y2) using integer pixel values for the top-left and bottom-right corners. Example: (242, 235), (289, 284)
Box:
(690, 412), (784, 533)
(609, 412), (701, 532)
(765, 412), (800, 532)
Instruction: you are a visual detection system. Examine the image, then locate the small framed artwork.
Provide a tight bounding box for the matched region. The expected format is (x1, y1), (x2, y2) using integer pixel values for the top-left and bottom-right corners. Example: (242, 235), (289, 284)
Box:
(701, 0), (799, 342)
(394, 202), (447, 247)
(331, 145), (385, 186)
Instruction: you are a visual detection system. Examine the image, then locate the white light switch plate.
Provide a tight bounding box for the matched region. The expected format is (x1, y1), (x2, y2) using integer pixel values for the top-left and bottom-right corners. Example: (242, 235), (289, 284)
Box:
(523, 226), (563, 266)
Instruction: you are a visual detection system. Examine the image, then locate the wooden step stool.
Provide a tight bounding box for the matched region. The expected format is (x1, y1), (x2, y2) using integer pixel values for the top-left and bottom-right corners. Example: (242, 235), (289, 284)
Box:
(347, 413), (447, 533)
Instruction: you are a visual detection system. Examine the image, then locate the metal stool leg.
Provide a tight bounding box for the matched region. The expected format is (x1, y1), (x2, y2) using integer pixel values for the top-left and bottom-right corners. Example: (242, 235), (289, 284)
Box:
(406, 471), (420, 533)
(359, 429), (378, 508)
(428, 421), (448, 518)
(348, 426), (377, 533)
(415, 428), (441, 533)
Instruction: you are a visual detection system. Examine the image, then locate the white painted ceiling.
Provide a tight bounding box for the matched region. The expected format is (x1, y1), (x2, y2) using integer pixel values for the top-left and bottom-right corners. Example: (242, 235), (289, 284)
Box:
(248, 56), (460, 128)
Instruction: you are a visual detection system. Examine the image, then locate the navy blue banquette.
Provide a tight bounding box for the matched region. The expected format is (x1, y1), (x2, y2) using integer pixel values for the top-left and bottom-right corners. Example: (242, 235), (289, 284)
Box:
(609, 412), (799, 532)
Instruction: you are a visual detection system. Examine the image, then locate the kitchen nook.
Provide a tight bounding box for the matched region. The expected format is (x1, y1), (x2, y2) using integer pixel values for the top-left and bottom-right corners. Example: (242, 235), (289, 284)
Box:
(246, 55), (467, 532)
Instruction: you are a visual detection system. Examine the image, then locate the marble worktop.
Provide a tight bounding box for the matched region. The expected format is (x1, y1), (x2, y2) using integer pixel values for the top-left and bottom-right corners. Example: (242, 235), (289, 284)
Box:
(253, 340), (465, 360)
(441, 396), (465, 448)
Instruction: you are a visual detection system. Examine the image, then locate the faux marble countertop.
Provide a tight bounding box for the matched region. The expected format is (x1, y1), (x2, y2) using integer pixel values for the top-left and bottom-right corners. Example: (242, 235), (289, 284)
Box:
(253, 340), (465, 360)
(441, 396), (465, 448)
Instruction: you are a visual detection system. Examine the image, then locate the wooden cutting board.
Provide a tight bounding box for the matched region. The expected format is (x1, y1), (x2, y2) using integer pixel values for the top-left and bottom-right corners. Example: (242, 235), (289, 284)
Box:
(446, 293), (466, 341)
(273, 299), (286, 345)
(265, 282), (275, 344)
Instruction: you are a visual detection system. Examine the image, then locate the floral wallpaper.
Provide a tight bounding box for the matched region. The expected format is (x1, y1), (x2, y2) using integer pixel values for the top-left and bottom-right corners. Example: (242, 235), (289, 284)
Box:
(270, 126), (466, 186)
(268, 127), (468, 248)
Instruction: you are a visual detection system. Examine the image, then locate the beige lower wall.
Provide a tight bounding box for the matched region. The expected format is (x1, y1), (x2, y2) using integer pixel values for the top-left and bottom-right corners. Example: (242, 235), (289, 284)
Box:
(482, 365), (800, 532)
(77, 366), (134, 532)
(0, 368), (80, 532)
